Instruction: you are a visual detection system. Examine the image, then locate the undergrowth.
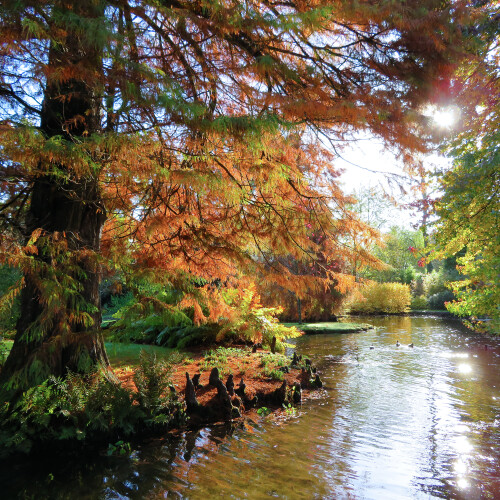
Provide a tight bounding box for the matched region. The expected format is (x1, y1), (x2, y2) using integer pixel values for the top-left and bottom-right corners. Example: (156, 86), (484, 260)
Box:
(200, 346), (251, 377)
(260, 353), (287, 381)
(0, 352), (186, 458)
(346, 282), (411, 314)
(107, 285), (301, 351)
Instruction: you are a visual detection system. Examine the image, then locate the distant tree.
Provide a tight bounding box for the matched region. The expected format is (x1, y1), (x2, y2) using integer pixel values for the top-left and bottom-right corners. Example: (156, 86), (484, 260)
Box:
(0, 0), (465, 392)
(350, 186), (403, 231)
(365, 227), (425, 284)
(346, 186), (402, 280)
(260, 225), (359, 322)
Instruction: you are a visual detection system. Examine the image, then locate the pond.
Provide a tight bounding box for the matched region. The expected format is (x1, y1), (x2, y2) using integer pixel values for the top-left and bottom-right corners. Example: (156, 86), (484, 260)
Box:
(4, 316), (500, 499)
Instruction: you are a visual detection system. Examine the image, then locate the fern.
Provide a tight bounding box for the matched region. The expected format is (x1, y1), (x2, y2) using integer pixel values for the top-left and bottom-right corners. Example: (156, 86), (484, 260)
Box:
(217, 285), (301, 348)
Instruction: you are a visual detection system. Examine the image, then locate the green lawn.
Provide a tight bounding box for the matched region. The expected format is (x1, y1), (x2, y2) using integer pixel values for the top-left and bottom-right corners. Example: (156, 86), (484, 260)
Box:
(105, 342), (176, 367)
(0, 339), (177, 369)
(284, 321), (374, 333)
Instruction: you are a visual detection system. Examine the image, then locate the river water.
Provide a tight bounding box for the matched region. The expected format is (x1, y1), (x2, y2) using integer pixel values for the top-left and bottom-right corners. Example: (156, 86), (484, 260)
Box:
(5, 316), (500, 499)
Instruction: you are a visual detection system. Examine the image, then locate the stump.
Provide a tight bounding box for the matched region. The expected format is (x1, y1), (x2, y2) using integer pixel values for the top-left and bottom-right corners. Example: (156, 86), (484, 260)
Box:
(226, 374), (235, 396)
(272, 379), (287, 405)
(252, 342), (262, 353)
(209, 367), (239, 419)
(185, 372), (200, 413)
(235, 376), (246, 398)
(209, 366), (220, 386)
(235, 377), (257, 408)
(270, 336), (276, 354)
(292, 382), (302, 404)
(192, 373), (202, 389)
(312, 374), (323, 388)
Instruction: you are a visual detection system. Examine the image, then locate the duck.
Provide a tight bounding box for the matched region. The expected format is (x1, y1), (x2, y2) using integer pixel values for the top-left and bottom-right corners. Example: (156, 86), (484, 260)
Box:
(408, 343), (414, 348)
(396, 340), (401, 347)
(369, 345), (374, 350)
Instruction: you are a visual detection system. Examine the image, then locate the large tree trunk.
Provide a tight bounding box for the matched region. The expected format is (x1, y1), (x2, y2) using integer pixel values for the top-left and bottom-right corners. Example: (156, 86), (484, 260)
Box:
(0, 1), (109, 392)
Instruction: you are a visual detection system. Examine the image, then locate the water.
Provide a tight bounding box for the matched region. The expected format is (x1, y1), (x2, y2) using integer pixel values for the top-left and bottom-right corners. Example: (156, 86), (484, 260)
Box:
(4, 316), (500, 499)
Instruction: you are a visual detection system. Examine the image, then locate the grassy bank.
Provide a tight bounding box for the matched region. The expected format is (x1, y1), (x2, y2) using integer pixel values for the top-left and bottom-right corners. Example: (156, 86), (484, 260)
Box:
(284, 321), (374, 334)
(0, 339), (177, 369)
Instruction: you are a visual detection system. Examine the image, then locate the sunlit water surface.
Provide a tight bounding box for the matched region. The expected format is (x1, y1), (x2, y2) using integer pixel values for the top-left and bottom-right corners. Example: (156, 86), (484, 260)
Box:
(4, 316), (500, 499)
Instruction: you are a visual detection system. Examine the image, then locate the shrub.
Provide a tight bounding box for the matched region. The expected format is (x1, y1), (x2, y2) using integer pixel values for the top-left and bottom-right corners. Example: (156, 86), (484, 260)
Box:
(428, 290), (455, 310)
(84, 378), (143, 435)
(109, 282), (301, 350)
(422, 268), (461, 297)
(410, 275), (425, 297)
(399, 267), (417, 285)
(411, 295), (428, 310)
(101, 291), (134, 325)
(106, 279), (193, 346)
(346, 282), (411, 314)
(157, 323), (220, 349)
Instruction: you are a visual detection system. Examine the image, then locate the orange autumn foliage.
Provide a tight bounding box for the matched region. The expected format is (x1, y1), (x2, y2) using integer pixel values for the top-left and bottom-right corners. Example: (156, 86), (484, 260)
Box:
(0, 0), (468, 387)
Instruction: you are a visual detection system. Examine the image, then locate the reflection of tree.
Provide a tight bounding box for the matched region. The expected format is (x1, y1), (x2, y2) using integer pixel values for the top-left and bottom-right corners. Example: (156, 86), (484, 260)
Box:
(418, 371), (448, 497)
(118, 423), (238, 497)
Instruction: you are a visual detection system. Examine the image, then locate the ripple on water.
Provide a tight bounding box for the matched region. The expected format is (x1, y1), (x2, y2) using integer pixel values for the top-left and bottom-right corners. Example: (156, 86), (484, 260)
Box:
(2, 317), (500, 500)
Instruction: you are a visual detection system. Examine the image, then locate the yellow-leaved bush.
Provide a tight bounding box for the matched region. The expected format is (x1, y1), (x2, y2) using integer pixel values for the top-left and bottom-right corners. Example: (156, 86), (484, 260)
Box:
(345, 282), (411, 314)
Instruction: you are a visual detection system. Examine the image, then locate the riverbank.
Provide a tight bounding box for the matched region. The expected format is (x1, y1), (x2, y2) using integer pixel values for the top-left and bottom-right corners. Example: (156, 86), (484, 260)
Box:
(0, 339), (325, 457)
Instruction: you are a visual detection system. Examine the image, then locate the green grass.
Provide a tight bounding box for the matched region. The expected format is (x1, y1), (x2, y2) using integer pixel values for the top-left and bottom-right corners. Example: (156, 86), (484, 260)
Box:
(105, 342), (178, 367)
(260, 352), (287, 368)
(0, 339), (178, 369)
(283, 322), (373, 333)
(260, 352), (287, 380)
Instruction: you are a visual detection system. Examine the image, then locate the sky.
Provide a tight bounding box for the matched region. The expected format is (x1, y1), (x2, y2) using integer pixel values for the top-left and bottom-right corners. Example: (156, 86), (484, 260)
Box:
(335, 110), (456, 231)
(335, 140), (417, 230)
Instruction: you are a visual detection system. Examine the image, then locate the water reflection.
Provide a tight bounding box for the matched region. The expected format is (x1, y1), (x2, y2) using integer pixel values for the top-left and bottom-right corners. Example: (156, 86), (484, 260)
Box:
(457, 363), (473, 375)
(2, 316), (500, 499)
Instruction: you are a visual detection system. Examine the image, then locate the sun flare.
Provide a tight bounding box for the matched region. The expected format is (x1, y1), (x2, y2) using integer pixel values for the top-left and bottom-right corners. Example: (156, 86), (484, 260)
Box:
(430, 106), (460, 128)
